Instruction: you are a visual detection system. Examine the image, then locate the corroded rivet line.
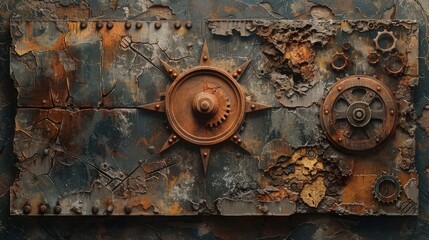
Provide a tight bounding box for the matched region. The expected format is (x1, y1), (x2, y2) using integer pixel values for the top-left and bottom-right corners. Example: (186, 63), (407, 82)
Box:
(155, 22), (162, 29)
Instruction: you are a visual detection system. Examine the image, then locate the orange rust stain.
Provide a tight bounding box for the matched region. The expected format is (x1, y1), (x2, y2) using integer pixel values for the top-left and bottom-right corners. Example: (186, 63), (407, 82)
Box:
(341, 175), (376, 204)
(284, 43), (315, 66)
(257, 187), (299, 202)
(223, 5), (238, 14)
(15, 23), (66, 55)
(128, 196), (153, 210)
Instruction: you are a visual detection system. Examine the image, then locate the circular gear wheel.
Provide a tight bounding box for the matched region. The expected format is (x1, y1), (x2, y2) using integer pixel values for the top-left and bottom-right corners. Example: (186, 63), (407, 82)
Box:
(374, 29), (397, 53)
(165, 67), (245, 146)
(320, 75), (397, 152)
(373, 174), (402, 204)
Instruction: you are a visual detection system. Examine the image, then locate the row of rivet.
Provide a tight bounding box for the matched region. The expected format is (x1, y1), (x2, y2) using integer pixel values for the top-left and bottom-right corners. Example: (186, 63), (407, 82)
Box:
(79, 21), (192, 30)
(23, 203), (133, 215)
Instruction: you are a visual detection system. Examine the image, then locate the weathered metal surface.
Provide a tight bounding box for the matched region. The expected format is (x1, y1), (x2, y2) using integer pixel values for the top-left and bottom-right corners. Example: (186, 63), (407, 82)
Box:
(9, 18), (419, 217)
(0, 0), (429, 239)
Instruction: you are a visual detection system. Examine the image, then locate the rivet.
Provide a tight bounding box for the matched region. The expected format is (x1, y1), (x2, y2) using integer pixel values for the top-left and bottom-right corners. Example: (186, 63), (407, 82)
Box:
(233, 72), (238, 78)
(107, 21), (114, 29)
(155, 22), (162, 29)
(80, 22), (87, 29)
(43, 148), (49, 155)
(203, 152), (208, 157)
(54, 205), (62, 214)
(390, 110), (395, 115)
(185, 21), (192, 29)
(237, 68), (242, 73)
(203, 56), (208, 61)
(42, 99), (47, 104)
(251, 104), (256, 110)
(168, 68), (173, 73)
(23, 204), (31, 215)
(96, 21), (103, 29)
(233, 135), (238, 140)
(106, 205), (114, 214)
(237, 139), (242, 144)
(337, 87), (342, 91)
(125, 21), (132, 29)
(168, 138), (173, 144)
(338, 137), (343, 142)
(236, 152), (241, 158)
(39, 204), (47, 214)
(377, 86), (381, 91)
(173, 135), (177, 140)
(124, 205), (132, 214)
(174, 21), (182, 29)
(92, 206), (99, 214)
(324, 110), (329, 114)
(376, 138), (380, 142)
(136, 22), (143, 29)
(155, 104), (160, 109)
(172, 73), (178, 78)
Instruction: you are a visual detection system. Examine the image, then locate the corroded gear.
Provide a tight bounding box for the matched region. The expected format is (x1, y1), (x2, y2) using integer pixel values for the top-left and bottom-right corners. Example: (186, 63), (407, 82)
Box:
(374, 29), (397, 53)
(330, 52), (349, 71)
(166, 67), (245, 146)
(373, 174), (402, 204)
(385, 53), (405, 76)
(367, 51), (381, 65)
(320, 75), (397, 152)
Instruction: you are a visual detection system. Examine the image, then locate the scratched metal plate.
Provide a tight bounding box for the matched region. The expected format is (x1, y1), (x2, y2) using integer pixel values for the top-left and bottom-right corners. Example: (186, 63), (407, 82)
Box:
(10, 19), (419, 216)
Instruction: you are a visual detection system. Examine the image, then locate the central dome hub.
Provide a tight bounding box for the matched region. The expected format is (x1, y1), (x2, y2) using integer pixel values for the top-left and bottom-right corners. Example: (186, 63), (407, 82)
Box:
(353, 108), (366, 121)
(192, 92), (219, 118)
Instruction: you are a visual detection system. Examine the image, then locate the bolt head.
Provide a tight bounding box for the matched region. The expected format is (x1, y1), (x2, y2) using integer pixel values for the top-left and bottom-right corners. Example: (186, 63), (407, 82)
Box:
(337, 87), (342, 91)
(237, 139), (242, 144)
(173, 135), (177, 140)
(54, 205), (62, 214)
(125, 22), (132, 29)
(237, 68), (242, 73)
(174, 21), (182, 29)
(233, 135), (238, 140)
(203, 56), (208, 61)
(80, 22), (87, 29)
(338, 137), (343, 142)
(233, 72), (238, 78)
(155, 22), (162, 29)
(324, 110), (329, 115)
(185, 21), (192, 28)
(23, 205), (31, 215)
(251, 104), (256, 109)
(91, 206), (99, 214)
(203, 152), (208, 157)
(106, 205), (114, 213)
(107, 21), (114, 29)
(168, 68), (173, 73)
(136, 22), (143, 29)
(155, 104), (160, 109)
(172, 73), (178, 78)
(390, 110), (395, 115)
(124, 205), (132, 214)
(377, 86), (381, 91)
(168, 138), (173, 144)
(39, 204), (47, 214)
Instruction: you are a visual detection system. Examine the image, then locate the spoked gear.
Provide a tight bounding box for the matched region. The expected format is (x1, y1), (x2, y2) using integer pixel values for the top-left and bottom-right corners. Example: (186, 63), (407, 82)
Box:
(373, 173), (402, 204)
(320, 75), (397, 152)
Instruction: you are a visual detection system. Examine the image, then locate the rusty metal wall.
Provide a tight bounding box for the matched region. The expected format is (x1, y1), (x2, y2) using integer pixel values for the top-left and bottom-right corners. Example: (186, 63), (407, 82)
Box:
(1, 0), (429, 239)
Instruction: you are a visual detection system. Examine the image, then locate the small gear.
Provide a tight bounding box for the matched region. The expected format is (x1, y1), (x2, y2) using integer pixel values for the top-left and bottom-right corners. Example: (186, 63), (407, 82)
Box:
(330, 52), (349, 71)
(372, 173), (402, 204)
(374, 29), (397, 53)
(206, 87), (231, 128)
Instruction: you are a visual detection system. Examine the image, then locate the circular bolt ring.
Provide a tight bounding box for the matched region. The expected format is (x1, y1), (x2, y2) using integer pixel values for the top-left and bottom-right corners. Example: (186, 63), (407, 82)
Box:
(165, 67), (245, 146)
(330, 52), (349, 71)
(385, 53), (405, 76)
(367, 51), (380, 65)
(319, 75), (397, 152)
(373, 174), (401, 203)
(374, 29), (397, 53)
